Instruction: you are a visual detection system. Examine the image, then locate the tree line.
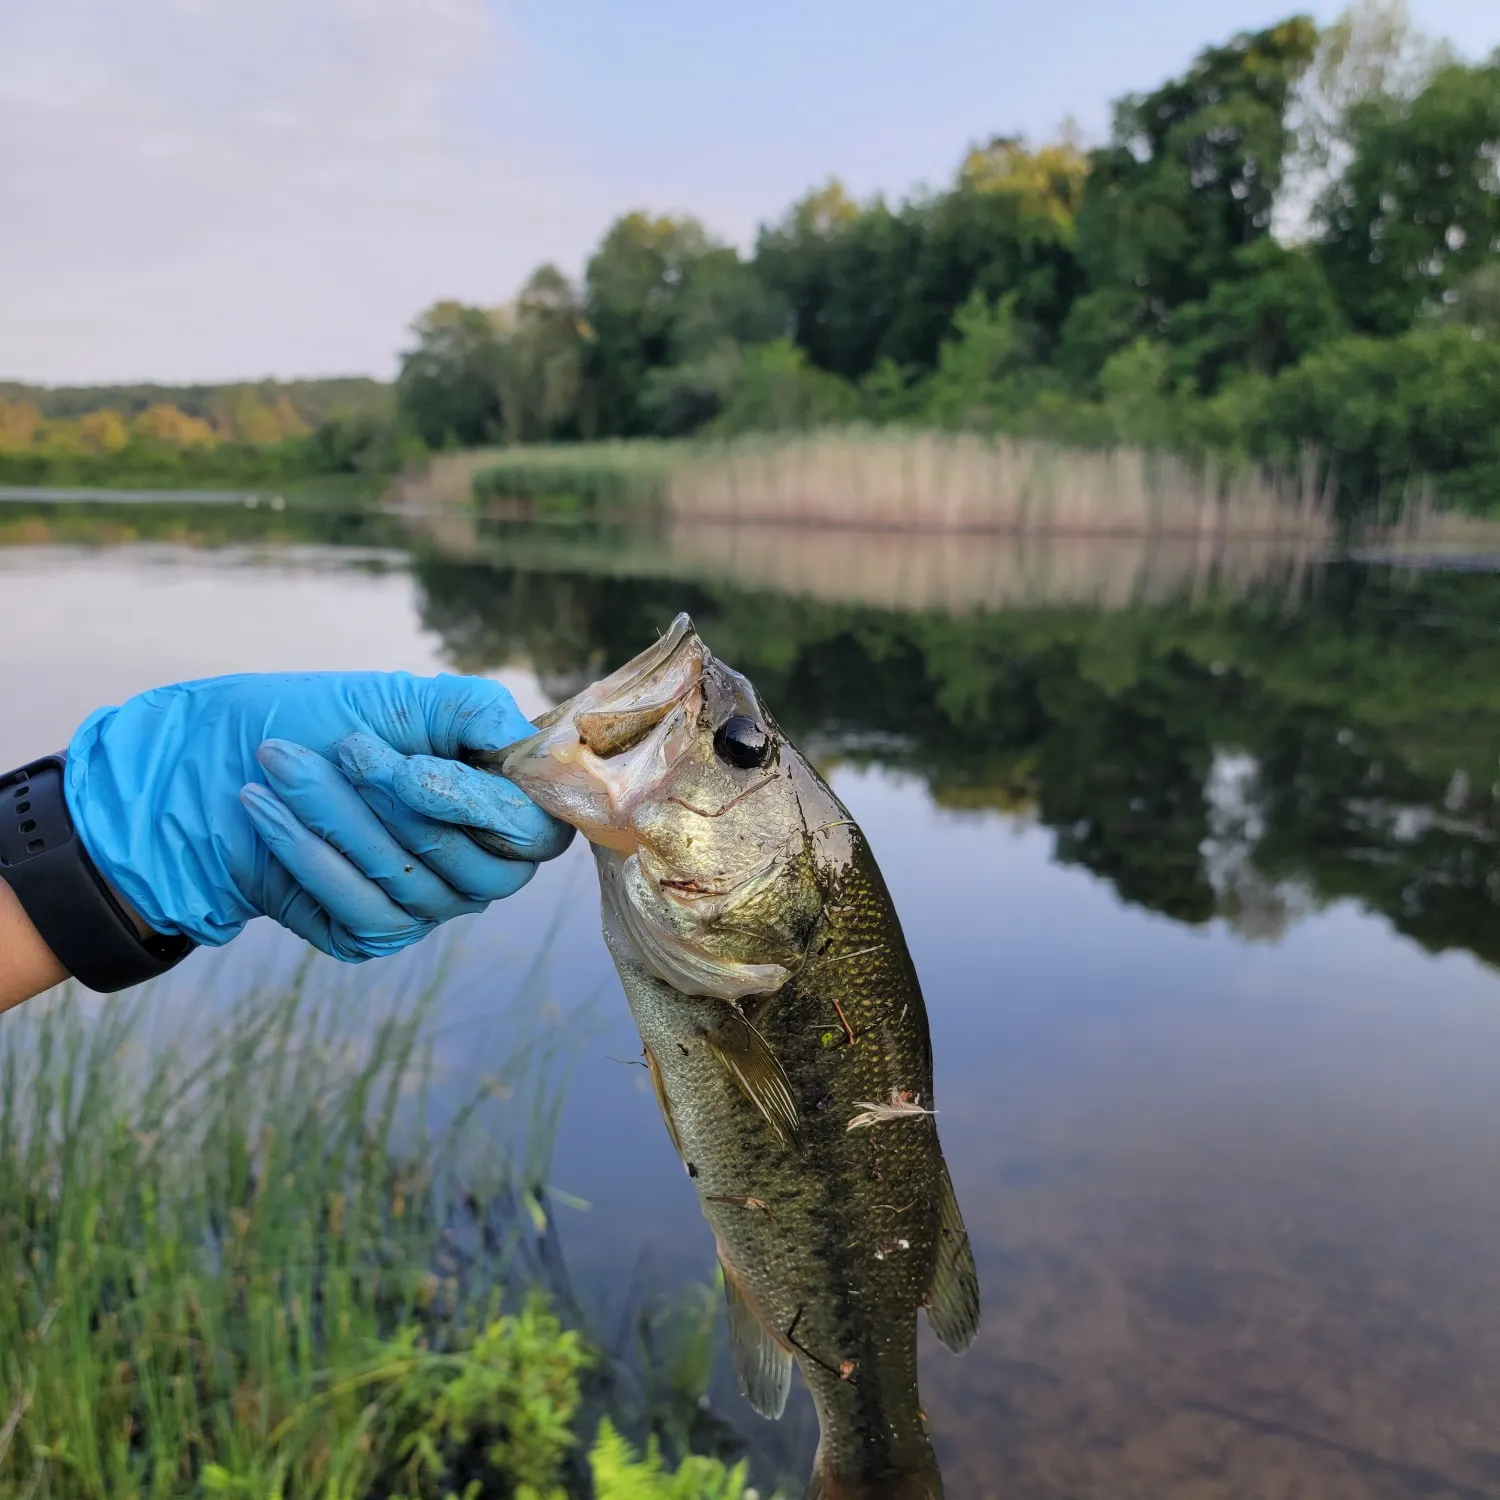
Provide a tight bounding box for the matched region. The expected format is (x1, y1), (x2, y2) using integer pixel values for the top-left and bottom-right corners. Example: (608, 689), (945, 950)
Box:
(0, 380), (400, 488)
(5, 4), (1496, 511)
(396, 4), (1500, 512)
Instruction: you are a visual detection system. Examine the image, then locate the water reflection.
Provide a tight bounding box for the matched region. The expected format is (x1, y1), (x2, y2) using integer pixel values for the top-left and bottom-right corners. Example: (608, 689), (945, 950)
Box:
(408, 508), (1322, 613)
(410, 548), (1500, 971)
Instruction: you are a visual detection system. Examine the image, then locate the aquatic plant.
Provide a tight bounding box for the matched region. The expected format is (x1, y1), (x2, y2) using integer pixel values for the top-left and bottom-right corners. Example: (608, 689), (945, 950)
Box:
(590, 1419), (758, 1500)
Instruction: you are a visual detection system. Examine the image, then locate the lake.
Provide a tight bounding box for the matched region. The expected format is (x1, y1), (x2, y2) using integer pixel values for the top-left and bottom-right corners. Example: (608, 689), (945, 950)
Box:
(4, 499), (1500, 1499)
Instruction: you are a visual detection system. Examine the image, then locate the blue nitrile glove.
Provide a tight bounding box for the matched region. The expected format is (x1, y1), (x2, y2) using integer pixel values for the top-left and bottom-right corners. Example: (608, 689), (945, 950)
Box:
(64, 672), (573, 961)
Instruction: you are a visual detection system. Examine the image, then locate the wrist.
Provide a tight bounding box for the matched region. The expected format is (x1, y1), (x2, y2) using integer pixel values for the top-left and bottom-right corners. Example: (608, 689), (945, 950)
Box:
(2, 754), (197, 994)
(0, 870), (68, 1013)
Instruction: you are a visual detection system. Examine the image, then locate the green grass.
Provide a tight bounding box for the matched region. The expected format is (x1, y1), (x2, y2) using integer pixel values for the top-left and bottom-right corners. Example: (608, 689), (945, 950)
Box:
(0, 975), (764, 1499)
(470, 444), (681, 517)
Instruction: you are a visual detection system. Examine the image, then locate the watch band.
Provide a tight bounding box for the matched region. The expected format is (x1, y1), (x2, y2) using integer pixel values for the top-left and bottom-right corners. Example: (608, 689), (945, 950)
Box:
(0, 755), (195, 994)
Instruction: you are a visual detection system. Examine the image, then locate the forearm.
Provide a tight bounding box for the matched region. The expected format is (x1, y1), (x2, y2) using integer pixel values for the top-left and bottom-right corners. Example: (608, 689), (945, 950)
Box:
(0, 876), (68, 1014)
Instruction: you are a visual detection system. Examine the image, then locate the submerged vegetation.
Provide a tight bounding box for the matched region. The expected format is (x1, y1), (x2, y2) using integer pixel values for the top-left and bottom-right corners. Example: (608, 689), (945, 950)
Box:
(7, 3), (1498, 516)
(0, 977), (767, 1499)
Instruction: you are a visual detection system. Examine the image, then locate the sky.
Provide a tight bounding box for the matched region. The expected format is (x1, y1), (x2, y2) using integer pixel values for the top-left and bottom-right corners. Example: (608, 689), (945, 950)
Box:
(1, 0), (1495, 387)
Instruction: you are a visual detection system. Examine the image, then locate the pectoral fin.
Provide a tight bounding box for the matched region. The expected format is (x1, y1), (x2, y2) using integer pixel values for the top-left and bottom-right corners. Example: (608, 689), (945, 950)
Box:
(721, 1256), (792, 1420)
(923, 1162), (980, 1352)
(642, 1042), (684, 1161)
(704, 1009), (799, 1146)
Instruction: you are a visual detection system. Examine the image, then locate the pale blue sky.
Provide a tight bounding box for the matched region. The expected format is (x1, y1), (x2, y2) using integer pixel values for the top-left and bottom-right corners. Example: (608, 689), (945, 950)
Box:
(2, 0), (1495, 385)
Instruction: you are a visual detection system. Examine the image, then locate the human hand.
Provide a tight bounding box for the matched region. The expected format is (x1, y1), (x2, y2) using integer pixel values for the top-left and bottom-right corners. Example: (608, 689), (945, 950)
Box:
(65, 672), (573, 961)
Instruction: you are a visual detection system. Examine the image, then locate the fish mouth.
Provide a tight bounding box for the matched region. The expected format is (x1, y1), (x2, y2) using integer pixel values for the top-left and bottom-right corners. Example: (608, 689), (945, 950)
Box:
(498, 612), (706, 851)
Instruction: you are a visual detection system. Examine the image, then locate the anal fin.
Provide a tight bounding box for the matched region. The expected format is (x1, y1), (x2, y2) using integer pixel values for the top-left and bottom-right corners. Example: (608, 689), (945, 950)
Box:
(704, 1009), (799, 1146)
(721, 1256), (792, 1419)
(924, 1161), (981, 1352)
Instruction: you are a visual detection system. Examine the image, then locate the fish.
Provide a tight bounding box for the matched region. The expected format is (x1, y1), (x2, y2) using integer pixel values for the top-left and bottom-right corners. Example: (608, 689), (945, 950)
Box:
(481, 612), (979, 1500)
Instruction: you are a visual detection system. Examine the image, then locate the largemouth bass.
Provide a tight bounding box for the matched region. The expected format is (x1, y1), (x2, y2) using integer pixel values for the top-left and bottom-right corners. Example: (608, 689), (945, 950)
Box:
(487, 613), (979, 1500)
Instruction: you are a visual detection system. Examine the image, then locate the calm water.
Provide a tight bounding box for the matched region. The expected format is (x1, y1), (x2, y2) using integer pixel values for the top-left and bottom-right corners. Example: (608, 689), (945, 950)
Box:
(5, 503), (1500, 1498)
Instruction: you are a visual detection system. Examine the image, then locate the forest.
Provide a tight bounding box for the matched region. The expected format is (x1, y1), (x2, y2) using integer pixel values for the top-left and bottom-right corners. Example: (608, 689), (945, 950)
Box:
(3, 4), (1498, 513)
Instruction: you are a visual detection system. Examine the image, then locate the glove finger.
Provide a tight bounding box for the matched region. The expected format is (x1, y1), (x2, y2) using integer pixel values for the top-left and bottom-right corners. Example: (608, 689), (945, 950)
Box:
(240, 783), (435, 958)
(264, 863), (420, 965)
(337, 731), (573, 862)
(360, 673), (535, 758)
(426, 674), (538, 757)
(348, 778), (540, 902)
(257, 739), (487, 924)
(258, 856), (344, 959)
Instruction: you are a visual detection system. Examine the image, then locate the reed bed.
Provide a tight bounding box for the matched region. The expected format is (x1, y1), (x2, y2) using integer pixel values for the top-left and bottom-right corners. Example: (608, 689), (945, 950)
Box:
(399, 430), (1500, 554)
(663, 430), (1333, 540)
(407, 429), (1336, 544)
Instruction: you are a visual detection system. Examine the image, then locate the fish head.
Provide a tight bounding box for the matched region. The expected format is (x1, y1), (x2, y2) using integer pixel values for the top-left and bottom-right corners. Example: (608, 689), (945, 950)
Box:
(496, 612), (846, 1000)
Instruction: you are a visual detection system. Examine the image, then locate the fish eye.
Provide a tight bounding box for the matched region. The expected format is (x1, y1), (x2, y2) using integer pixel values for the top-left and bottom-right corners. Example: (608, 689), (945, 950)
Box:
(713, 714), (770, 770)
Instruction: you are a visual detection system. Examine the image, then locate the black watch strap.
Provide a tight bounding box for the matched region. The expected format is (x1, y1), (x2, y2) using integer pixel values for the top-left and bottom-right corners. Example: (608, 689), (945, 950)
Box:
(0, 755), (195, 994)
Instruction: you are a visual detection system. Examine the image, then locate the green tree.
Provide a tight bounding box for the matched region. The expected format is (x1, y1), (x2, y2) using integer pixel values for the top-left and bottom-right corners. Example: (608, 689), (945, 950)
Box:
(1170, 239), (1347, 390)
(583, 213), (715, 436)
(1437, 261), (1500, 336)
(756, 142), (1084, 385)
(1280, 0), (1451, 235)
(639, 246), (787, 435)
(396, 301), (506, 448)
(882, 138), (1086, 374)
(1063, 18), (1320, 381)
(922, 291), (1031, 428)
(1249, 323), (1500, 509)
(1317, 59), (1500, 335)
(711, 338), (858, 434)
(498, 264), (591, 443)
(750, 182), (876, 381)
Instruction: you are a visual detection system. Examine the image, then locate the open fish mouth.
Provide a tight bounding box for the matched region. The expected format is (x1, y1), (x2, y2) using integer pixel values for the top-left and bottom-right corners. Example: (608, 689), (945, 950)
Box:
(496, 612), (708, 852)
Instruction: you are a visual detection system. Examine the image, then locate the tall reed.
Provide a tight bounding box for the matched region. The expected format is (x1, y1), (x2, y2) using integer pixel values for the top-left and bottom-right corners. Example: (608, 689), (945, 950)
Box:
(663, 429), (1333, 539)
(422, 429), (1335, 539)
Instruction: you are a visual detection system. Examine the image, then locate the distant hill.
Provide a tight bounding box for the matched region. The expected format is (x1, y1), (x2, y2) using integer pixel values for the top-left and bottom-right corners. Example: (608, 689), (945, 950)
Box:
(0, 377), (393, 431)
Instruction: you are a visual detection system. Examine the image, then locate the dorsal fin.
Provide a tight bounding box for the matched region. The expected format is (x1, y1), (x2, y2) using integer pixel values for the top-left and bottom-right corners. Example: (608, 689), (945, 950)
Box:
(703, 1008), (799, 1146)
(924, 1162), (980, 1352)
(720, 1255), (792, 1419)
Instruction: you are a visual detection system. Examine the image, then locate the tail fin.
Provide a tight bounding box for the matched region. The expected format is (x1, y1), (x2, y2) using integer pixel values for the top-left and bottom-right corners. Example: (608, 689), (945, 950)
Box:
(803, 1451), (944, 1499)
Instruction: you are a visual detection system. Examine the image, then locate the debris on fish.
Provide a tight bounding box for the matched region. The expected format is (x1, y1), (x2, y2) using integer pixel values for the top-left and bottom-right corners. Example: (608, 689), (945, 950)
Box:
(846, 1090), (939, 1132)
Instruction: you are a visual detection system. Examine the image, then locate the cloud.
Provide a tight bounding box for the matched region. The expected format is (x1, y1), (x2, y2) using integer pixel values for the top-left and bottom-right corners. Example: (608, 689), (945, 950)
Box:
(0, 0), (602, 382)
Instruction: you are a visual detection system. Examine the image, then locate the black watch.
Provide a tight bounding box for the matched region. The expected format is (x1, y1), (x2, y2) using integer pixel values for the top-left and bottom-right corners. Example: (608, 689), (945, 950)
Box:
(0, 755), (195, 994)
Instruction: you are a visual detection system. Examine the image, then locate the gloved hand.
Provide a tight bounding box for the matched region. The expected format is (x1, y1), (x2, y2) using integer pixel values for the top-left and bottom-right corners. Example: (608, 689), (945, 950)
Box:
(64, 672), (573, 961)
